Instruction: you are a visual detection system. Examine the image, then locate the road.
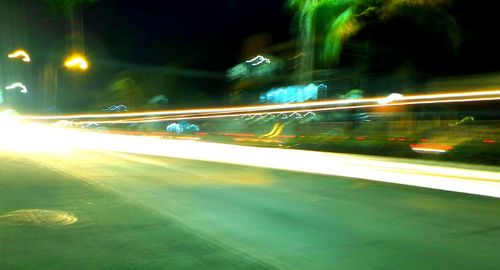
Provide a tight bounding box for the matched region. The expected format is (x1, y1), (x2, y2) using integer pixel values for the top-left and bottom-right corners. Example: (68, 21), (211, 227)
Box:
(1, 148), (500, 270)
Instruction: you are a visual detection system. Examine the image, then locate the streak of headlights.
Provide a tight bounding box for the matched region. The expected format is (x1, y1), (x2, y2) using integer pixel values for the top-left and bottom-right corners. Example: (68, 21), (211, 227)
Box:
(20, 89), (500, 122)
(1, 121), (499, 198)
(72, 95), (500, 125)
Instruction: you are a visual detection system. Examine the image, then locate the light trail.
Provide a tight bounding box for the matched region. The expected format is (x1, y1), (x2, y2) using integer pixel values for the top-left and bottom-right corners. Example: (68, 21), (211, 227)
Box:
(1, 121), (499, 198)
(8, 50), (31, 62)
(246, 55), (270, 66)
(64, 54), (89, 70)
(71, 95), (500, 125)
(21, 89), (500, 122)
(410, 144), (454, 153)
(378, 93), (404, 105)
(5, 82), (28, 94)
(22, 98), (378, 120)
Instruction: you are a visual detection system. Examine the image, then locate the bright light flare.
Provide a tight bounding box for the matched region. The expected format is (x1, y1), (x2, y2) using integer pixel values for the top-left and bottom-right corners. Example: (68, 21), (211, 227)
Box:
(0, 109), (20, 123)
(64, 54), (89, 70)
(0, 110), (73, 153)
(8, 50), (30, 62)
(67, 94), (500, 125)
(378, 93), (404, 104)
(0, 120), (71, 154)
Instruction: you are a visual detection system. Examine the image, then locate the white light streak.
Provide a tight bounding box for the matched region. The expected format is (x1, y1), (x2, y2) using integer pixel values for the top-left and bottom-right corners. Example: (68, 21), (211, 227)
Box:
(246, 55), (270, 66)
(1, 123), (499, 198)
(378, 93), (404, 105)
(5, 82), (28, 94)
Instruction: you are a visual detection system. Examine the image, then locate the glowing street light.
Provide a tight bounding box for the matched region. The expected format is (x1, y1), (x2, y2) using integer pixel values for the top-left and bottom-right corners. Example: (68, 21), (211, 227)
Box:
(5, 82), (28, 94)
(64, 54), (89, 70)
(7, 49), (31, 62)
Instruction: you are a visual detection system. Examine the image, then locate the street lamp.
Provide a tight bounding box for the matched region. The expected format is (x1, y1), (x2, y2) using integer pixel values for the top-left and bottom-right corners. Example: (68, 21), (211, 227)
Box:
(64, 54), (89, 71)
(41, 54), (89, 110)
(7, 49), (31, 62)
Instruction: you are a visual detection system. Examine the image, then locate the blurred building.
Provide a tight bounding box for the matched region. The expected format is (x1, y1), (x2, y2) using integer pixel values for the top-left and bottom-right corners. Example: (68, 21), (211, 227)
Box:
(226, 33), (423, 105)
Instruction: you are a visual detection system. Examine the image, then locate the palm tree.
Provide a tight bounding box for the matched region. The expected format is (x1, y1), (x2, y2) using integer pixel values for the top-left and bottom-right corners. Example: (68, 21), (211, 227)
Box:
(288, 0), (459, 65)
(108, 72), (152, 109)
(43, 0), (100, 53)
(42, 0), (99, 15)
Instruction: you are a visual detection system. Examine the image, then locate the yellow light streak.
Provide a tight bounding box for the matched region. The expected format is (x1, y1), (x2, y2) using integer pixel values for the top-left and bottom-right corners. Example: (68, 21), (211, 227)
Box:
(8, 50), (30, 62)
(378, 93), (404, 105)
(64, 54), (89, 70)
(266, 123), (286, 139)
(20, 89), (500, 122)
(20, 97), (376, 120)
(71, 95), (500, 125)
(234, 138), (280, 143)
(259, 123), (282, 138)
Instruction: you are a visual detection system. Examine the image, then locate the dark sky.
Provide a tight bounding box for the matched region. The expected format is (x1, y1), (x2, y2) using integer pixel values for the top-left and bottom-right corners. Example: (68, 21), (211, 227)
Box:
(84, 0), (292, 70)
(1, 0), (499, 112)
(2, 0), (499, 74)
(80, 0), (500, 75)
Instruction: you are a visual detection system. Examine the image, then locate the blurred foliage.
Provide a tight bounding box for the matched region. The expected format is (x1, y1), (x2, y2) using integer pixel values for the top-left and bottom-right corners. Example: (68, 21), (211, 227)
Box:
(42, 0), (99, 15)
(288, 0), (459, 63)
(341, 88), (364, 99)
(109, 77), (148, 109)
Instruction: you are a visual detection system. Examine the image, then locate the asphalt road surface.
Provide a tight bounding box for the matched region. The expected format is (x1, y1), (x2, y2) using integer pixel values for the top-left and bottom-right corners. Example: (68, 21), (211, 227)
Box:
(1, 149), (500, 270)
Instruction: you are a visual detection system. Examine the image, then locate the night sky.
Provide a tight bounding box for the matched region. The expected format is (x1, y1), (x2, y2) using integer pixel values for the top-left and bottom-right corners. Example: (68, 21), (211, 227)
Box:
(2, 0), (498, 75)
(79, 0), (499, 75)
(83, 0), (292, 70)
(2, 0), (499, 73)
(1, 0), (499, 112)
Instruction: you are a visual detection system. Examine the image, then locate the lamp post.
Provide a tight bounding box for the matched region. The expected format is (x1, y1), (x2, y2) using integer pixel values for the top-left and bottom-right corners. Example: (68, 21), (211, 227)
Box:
(41, 54), (89, 112)
(297, 0), (315, 84)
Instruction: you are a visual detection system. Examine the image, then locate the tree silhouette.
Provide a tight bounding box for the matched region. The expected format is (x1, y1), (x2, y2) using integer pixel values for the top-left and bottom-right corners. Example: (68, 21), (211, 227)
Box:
(42, 0), (99, 15)
(288, 0), (459, 63)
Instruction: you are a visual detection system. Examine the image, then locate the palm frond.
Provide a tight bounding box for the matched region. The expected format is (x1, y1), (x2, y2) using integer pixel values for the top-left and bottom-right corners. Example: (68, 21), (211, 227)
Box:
(322, 7), (360, 62)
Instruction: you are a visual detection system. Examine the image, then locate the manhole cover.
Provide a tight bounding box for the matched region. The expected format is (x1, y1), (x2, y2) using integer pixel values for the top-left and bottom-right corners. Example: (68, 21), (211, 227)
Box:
(0, 209), (77, 226)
